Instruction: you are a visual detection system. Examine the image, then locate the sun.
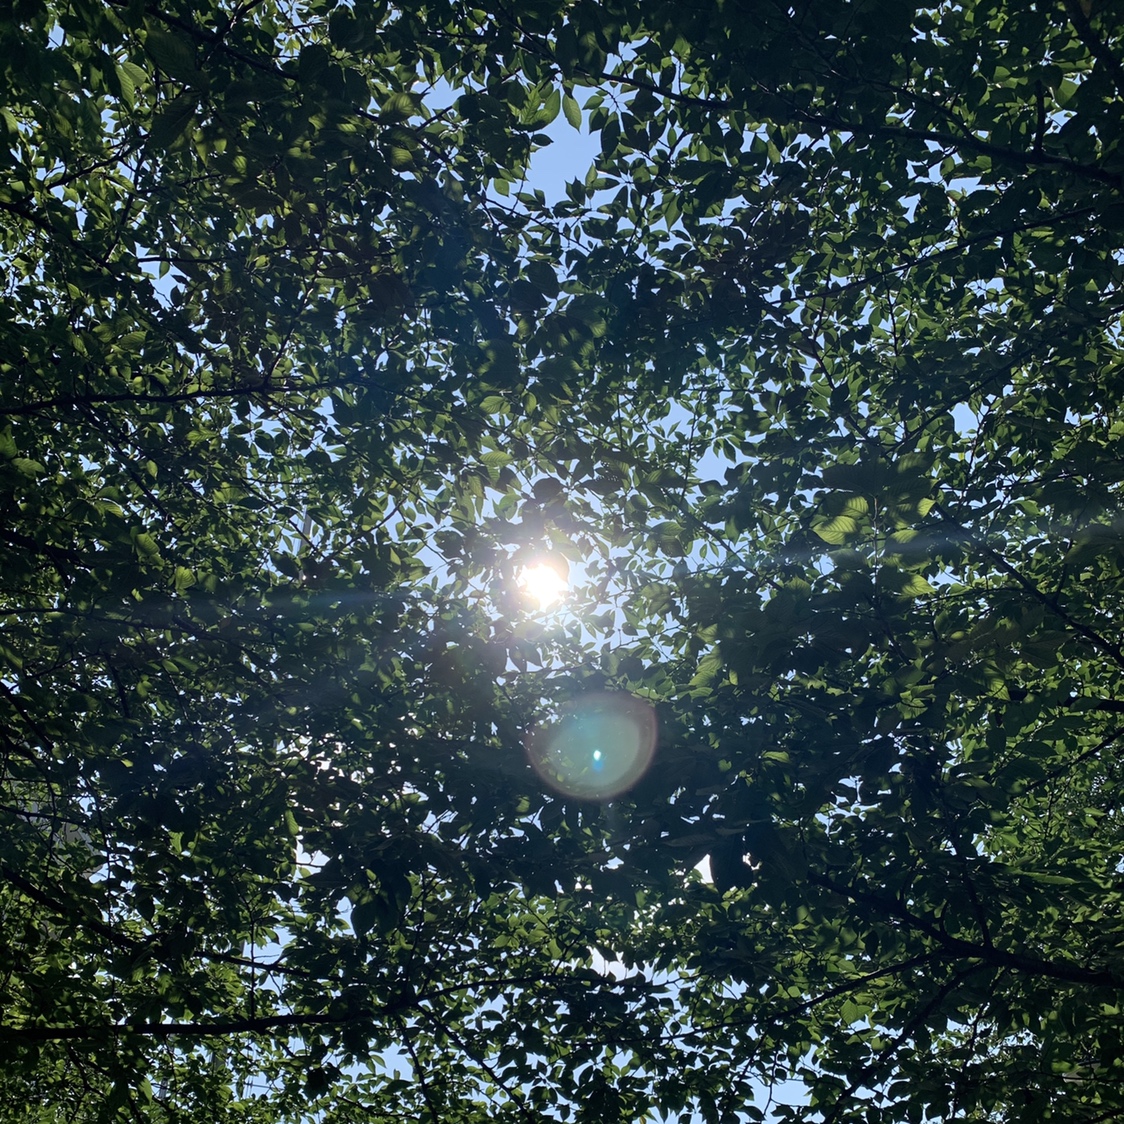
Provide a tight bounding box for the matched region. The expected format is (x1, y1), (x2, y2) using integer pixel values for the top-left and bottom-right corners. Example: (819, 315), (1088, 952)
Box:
(517, 560), (568, 610)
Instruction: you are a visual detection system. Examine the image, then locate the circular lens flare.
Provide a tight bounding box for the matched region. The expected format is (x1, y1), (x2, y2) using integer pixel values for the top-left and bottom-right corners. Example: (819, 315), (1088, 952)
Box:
(526, 693), (657, 801)
(518, 561), (568, 610)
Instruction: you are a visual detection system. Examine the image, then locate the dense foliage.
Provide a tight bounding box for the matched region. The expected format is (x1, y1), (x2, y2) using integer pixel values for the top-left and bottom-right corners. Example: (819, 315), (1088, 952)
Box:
(3, 0), (1124, 1120)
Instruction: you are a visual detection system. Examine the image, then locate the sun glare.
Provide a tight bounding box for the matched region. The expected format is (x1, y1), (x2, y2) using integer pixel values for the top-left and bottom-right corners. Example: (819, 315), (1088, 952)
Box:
(518, 561), (568, 610)
(525, 692), (658, 801)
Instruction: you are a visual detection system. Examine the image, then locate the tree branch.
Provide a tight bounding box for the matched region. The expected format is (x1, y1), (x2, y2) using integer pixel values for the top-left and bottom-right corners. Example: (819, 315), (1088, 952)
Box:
(809, 871), (1122, 988)
(560, 59), (1124, 190)
(931, 502), (1124, 671)
(1062, 0), (1124, 103)
(0, 1010), (389, 1043)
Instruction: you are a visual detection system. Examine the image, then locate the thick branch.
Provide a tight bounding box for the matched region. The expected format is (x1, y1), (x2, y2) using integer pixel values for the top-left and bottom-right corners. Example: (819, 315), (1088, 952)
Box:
(0, 383), (325, 419)
(0, 864), (313, 979)
(0, 1010), (389, 1043)
(1062, 0), (1124, 103)
(810, 871), (1122, 988)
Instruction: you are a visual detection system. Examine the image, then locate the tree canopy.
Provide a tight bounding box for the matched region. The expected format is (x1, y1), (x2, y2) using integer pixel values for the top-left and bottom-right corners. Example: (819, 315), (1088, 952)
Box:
(3, 0), (1124, 1120)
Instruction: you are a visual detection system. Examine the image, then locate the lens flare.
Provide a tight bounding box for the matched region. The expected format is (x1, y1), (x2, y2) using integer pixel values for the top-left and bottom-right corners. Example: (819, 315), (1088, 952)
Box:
(526, 692), (657, 801)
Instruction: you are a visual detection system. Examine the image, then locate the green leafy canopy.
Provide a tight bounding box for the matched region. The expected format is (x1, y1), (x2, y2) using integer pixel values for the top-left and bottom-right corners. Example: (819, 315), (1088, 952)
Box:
(3, 1), (1124, 1121)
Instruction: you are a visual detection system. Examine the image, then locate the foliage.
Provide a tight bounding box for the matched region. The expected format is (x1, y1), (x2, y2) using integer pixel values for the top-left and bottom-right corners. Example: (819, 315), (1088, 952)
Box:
(3, 0), (1124, 1121)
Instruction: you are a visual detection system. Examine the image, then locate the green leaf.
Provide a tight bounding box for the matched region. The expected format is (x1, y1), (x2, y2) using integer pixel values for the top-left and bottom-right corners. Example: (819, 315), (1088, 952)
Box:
(541, 86), (562, 126)
(144, 27), (198, 83)
(298, 42), (331, 87)
(813, 514), (858, 544)
(116, 62), (148, 108)
(525, 259), (559, 298)
(898, 574), (935, 596)
(148, 93), (196, 149)
(562, 92), (582, 129)
(349, 897), (379, 938)
(132, 531), (160, 558)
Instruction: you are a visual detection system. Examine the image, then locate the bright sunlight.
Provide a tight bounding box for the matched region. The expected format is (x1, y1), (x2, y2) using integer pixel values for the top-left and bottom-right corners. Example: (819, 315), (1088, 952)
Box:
(517, 560), (569, 610)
